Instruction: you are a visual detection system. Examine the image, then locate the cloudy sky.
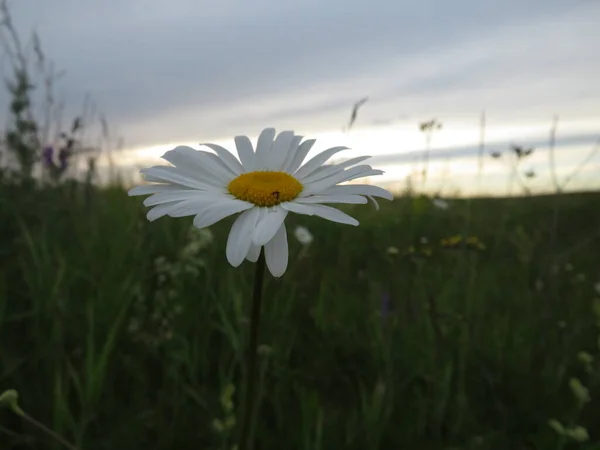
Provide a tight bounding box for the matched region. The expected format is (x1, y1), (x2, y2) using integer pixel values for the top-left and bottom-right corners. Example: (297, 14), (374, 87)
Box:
(1, 0), (599, 195)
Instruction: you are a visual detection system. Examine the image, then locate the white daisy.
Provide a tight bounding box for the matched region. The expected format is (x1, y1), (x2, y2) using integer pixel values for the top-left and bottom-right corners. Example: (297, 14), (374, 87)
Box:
(128, 127), (393, 277)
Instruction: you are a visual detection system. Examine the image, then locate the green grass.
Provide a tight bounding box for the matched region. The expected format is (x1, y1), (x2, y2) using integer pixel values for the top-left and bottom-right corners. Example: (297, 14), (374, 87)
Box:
(1, 180), (600, 449)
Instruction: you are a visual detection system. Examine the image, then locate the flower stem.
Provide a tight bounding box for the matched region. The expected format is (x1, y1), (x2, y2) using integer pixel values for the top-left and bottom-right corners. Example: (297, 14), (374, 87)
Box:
(21, 413), (79, 450)
(238, 249), (266, 450)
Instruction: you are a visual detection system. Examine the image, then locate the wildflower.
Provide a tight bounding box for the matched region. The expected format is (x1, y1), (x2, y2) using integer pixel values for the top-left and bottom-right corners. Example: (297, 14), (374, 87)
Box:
(511, 144), (534, 159)
(432, 198), (448, 210)
(404, 243), (432, 259)
(129, 128), (392, 277)
(594, 282), (600, 295)
(42, 146), (54, 166)
(420, 237), (429, 244)
(440, 235), (486, 251)
(569, 378), (590, 405)
(534, 279), (544, 292)
(441, 235), (462, 247)
(293, 225), (313, 245)
(548, 419), (565, 435)
(257, 344), (273, 357)
(386, 246), (399, 256)
(566, 426), (589, 442)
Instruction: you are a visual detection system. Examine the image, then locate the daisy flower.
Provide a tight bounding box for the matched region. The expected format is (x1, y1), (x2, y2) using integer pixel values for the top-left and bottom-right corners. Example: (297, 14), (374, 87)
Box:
(129, 128), (393, 277)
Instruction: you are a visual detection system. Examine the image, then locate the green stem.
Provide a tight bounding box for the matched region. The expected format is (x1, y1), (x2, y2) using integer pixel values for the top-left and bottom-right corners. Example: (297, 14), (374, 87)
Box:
(22, 413), (79, 450)
(238, 250), (266, 450)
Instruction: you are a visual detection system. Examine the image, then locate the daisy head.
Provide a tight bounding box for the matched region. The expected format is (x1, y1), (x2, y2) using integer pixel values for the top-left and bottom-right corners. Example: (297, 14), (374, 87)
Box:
(129, 128), (393, 277)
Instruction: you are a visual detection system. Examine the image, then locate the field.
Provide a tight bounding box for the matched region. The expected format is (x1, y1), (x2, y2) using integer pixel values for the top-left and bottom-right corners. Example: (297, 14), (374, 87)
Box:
(1, 178), (599, 450)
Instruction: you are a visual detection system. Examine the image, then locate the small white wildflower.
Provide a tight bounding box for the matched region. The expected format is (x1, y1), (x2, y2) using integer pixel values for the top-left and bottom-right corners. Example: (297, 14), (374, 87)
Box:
(595, 282), (600, 295)
(386, 246), (399, 256)
(257, 344), (273, 357)
(432, 198), (449, 210)
(420, 236), (429, 244)
(534, 279), (544, 292)
(294, 226), (313, 245)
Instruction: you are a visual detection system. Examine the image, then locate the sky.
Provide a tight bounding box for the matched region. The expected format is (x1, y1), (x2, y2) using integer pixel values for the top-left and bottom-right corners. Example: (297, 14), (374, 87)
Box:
(0, 0), (599, 196)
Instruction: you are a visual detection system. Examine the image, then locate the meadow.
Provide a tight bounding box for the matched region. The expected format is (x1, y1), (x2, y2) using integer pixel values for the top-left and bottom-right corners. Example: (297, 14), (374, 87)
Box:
(1, 175), (600, 450)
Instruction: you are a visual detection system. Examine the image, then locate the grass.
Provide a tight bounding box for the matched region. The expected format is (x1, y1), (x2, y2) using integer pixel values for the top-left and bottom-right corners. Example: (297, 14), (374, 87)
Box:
(1, 179), (600, 449)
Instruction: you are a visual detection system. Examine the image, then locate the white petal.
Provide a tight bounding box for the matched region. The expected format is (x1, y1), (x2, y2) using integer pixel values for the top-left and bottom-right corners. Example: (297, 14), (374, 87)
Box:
(204, 152), (241, 180)
(193, 199), (253, 229)
(264, 223), (288, 277)
(300, 165), (380, 196)
(143, 190), (215, 206)
(299, 155), (372, 184)
(269, 131), (295, 170)
(226, 208), (260, 267)
(234, 135), (256, 170)
(162, 146), (229, 186)
(283, 139), (316, 173)
(168, 198), (222, 217)
(252, 207), (288, 246)
(296, 194), (367, 205)
(140, 166), (220, 191)
(201, 143), (245, 175)
(128, 184), (191, 196)
(280, 201), (316, 216)
(321, 184), (394, 200)
(142, 173), (171, 183)
(246, 244), (262, 262)
(367, 195), (380, 210)
(281, 135), (304, 171)
(254, 128), (276, 170)
(147, 203), (178, 222)
(294, 146), (349, 179)
(342, 169), (384, 182)
(305, 204), (359, 226)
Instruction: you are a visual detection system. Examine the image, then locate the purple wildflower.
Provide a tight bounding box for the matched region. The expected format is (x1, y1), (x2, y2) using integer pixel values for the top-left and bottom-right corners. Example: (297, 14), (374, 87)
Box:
(42, 146), (54, 166)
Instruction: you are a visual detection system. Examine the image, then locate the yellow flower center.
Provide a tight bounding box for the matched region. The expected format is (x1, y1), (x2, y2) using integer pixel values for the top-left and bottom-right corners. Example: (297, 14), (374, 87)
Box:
(227, 171), (303, 207)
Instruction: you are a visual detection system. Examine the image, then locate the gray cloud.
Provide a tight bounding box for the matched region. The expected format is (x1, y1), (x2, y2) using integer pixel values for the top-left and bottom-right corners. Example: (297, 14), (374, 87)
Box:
(0, 0), (598, 149)
(366, 131), (600, 166)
